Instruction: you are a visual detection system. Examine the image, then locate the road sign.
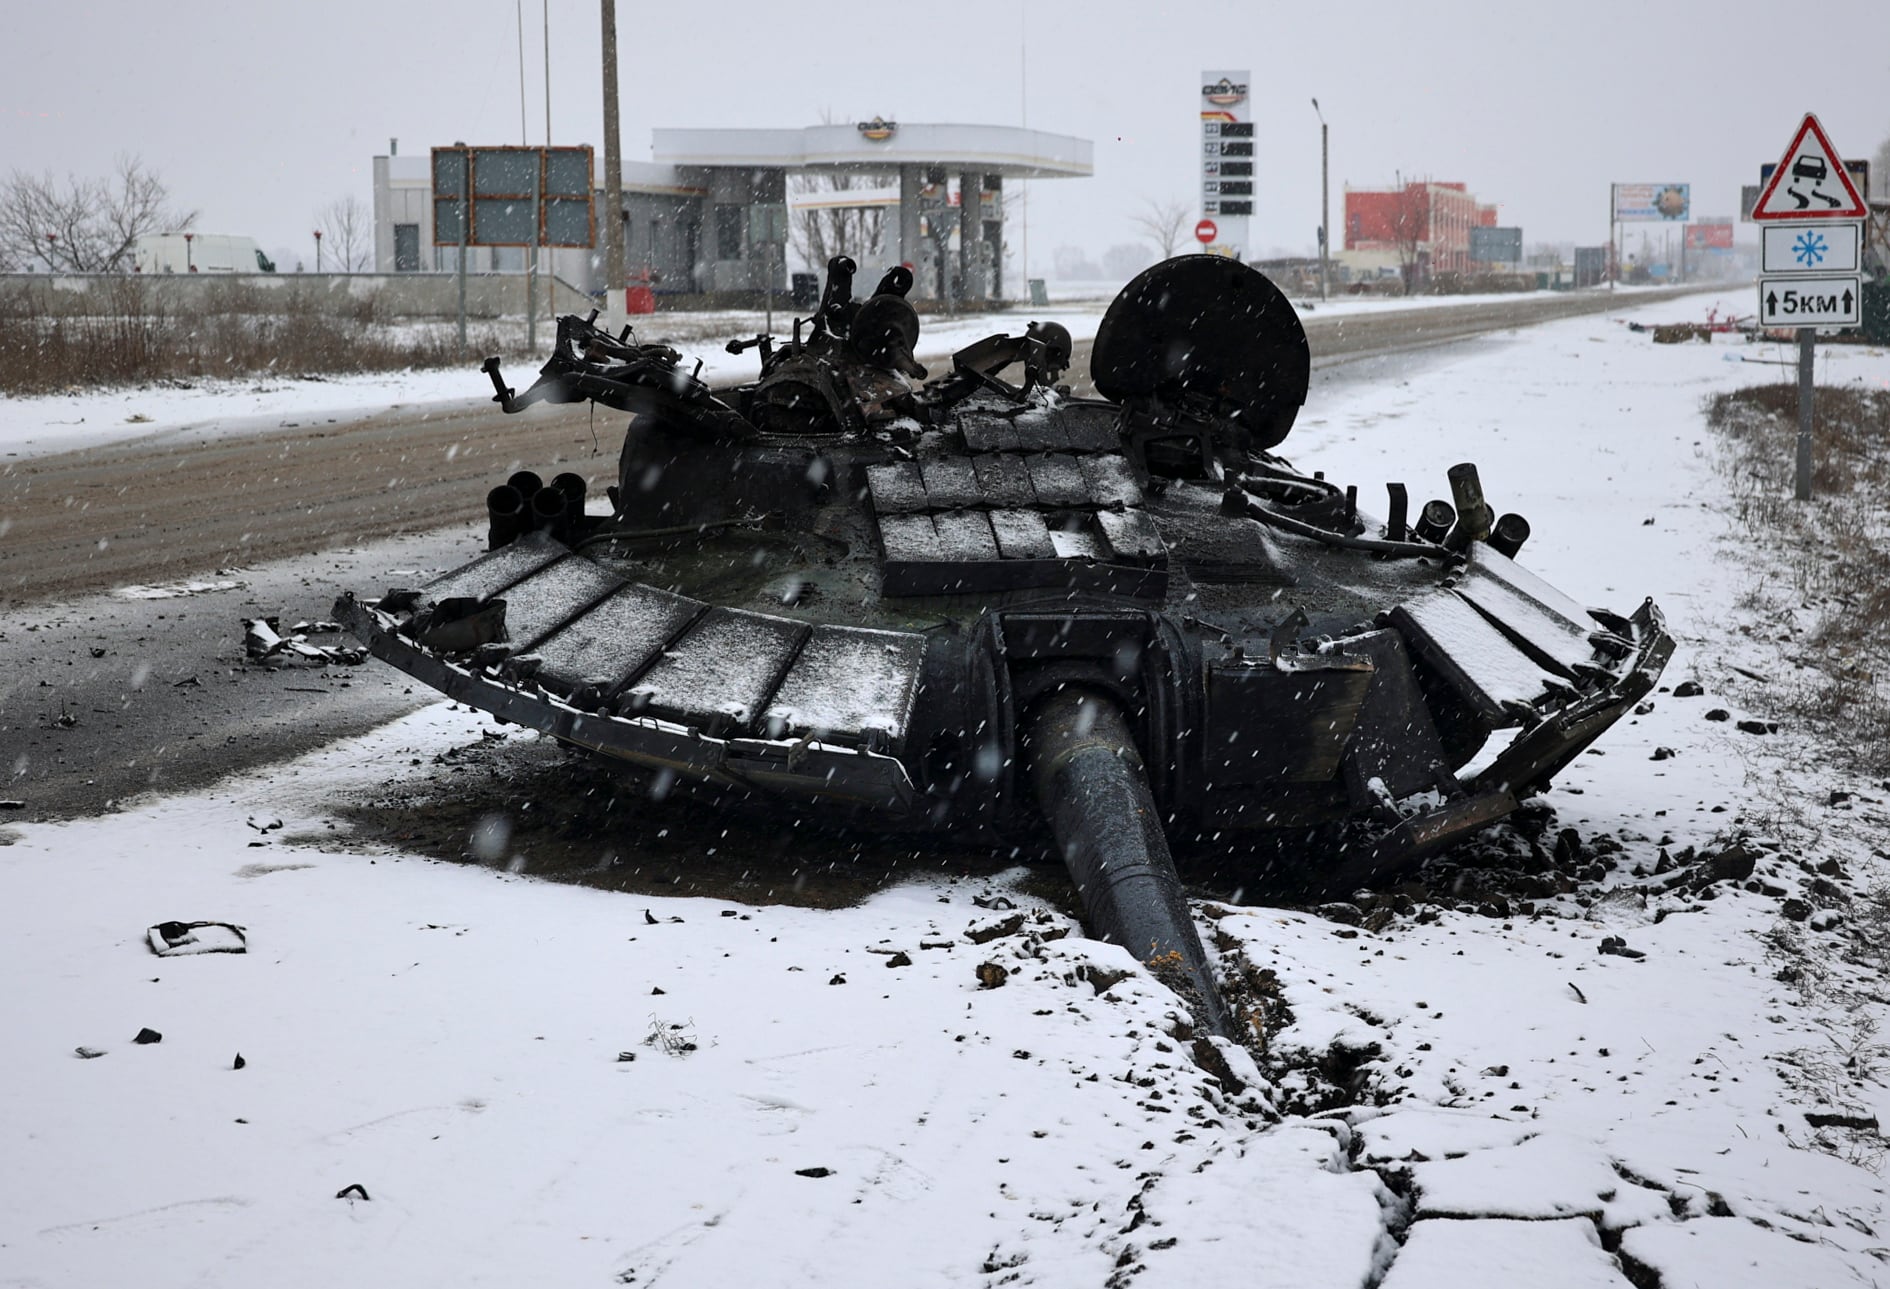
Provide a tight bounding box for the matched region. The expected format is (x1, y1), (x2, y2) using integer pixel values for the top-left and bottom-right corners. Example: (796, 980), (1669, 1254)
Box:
(431, 145), (596, 247)
(1468, 226), (1522, 264)
(1199, 69), (1251, 261)
(1761, 158), (1869, 204)
(1757, 275), (1862, 326)
(1751, 115), (1867, 221)
(1760, 222), (1861, 274)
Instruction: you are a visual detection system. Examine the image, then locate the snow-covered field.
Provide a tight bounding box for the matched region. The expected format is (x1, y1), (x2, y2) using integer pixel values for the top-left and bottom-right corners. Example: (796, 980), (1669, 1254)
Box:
(5, 289), (1889, 1287)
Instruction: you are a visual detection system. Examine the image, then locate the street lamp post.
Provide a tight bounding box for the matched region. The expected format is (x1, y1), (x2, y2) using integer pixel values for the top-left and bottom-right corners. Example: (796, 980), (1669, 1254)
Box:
(44, 233), (57, 273)
(601, 0), (624, 323)
(313, 229), (323, 273)
(1311, 98), (1329, 301)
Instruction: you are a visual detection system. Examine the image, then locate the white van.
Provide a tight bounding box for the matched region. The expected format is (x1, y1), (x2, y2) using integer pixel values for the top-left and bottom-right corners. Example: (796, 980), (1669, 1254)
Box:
(133, 233), (276, 274)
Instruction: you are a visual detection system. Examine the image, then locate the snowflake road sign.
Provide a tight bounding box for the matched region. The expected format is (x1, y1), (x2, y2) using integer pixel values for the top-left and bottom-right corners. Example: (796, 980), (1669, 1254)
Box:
(1760, 222), (1861, 274)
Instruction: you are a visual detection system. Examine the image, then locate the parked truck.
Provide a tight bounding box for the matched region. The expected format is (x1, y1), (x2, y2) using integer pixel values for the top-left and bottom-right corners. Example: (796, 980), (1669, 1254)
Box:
(132, 233), (275, 274)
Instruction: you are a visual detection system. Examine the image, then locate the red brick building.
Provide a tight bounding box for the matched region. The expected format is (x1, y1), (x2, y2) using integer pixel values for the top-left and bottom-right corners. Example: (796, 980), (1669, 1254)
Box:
(1342, 181), (1498, 283)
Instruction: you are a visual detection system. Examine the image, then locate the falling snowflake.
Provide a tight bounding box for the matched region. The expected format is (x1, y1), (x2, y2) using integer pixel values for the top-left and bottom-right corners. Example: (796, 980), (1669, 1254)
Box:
(1792, 231), (1827, 267)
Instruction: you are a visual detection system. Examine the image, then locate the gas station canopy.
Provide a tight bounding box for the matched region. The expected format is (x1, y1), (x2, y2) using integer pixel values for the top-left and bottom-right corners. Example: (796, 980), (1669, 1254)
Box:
(652, 123), (1093, 179)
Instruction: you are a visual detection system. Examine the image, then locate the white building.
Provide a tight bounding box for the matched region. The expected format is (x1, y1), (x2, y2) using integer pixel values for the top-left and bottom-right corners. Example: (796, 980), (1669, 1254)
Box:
(371, 121), (1092, 302)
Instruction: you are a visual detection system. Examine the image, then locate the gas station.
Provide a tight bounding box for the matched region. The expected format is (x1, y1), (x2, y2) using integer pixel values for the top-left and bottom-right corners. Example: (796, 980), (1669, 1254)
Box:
(652, 121), (1092, 302)
(372, 121), (1092, 304)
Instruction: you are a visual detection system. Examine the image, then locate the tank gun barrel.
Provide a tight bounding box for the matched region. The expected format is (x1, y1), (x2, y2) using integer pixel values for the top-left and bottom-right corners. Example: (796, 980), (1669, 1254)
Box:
(1025, 687), (1233, 1039)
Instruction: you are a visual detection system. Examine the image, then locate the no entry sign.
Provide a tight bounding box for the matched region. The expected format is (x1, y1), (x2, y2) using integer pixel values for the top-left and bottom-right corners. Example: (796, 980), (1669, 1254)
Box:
(1194, 219), (1217, 244)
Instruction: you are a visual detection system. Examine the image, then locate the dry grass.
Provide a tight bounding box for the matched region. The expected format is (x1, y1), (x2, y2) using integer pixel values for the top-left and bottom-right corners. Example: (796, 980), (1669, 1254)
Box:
(0, 277), (514, 395)
(1706, 382), (1890, 776)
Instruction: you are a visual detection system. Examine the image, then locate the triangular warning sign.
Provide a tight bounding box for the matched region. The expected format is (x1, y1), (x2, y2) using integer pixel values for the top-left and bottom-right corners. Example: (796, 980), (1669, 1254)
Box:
(1752, 113), (1867, 220)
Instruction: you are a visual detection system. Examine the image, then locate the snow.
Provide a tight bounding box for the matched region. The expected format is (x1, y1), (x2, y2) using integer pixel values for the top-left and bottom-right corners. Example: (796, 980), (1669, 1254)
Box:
(1355, 1105), (1536, 1163)
(1409, 1132), (1661, 1226)
(1382, 1217), (1623, 1289)
(1618, 1217), (1877, 1288)
(1395, 589), (1559, 710)
(6, 287), (1890, 1285)
(1133, 1125), (1392, 1287)
(762, 626), (926, 743)
(0, 747), (1271, 1286)
(113, 578), (249, 601)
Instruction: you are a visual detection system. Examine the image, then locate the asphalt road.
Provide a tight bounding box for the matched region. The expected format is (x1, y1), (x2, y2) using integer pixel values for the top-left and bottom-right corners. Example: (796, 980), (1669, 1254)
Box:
(0, 287), (1702, 821)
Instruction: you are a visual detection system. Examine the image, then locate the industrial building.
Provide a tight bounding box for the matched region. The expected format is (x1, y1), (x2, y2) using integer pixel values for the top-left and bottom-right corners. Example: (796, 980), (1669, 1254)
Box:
(371, 121), (1092, 303)
(1341, 180), (1499, 285)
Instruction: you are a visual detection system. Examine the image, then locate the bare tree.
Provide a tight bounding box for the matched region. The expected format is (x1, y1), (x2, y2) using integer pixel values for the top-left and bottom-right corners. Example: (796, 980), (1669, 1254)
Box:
(788, 169), (885, 273)
(1102, 243), (1151, 281)
(1874, 132), (1890, 200)
(1128, 198), (1191, 260)
(0, 155), (195, 272)
(315, 195), (373, 273)
(1390, 174), (1425, 295)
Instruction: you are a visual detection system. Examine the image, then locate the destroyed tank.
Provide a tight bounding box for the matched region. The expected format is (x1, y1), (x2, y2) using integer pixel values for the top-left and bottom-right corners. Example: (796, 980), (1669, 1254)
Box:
(336, 255), (1672, 1034)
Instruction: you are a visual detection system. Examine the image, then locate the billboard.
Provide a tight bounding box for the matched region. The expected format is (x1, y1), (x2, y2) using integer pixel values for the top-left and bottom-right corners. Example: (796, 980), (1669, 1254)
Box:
(1685, 222), (1735, 251)
(1468, 226), (1522, 264)
(1199, 69), (1252, 260)
(1613, 183), (1690, 222)
(432, 145), (596, 248)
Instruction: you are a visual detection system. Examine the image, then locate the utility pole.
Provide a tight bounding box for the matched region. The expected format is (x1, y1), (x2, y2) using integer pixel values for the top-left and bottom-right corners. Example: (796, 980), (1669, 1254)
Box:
(456, 149), (468, 353)
(1019, 11), (1028, 303)
(516, 1), (529, 333)
(528, 163), (539, 351)
(602, 0), (624, 323)
(516, 1), (528, 144)
(543, 0), (554, 326)
(1311, 98), (1329, 301)
(1608, 184), (1616, 292)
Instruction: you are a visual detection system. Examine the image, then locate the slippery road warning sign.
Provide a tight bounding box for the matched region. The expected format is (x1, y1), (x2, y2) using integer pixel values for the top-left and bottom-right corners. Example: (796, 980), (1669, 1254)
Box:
(1758, 275), (1862, 326)
(1751, 114), (1868, 220)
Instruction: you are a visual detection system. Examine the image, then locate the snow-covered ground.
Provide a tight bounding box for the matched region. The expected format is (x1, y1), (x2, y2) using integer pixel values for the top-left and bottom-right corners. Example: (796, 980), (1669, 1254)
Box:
(5, 289), (1888, 1287)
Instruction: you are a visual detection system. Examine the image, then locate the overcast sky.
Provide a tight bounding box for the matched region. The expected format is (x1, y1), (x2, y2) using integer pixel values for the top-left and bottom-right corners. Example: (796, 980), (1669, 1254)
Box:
(8, 0), (1887, 273)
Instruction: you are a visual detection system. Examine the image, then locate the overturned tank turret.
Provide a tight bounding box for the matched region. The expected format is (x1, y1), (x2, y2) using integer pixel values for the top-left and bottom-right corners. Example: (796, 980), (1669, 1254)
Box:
(336, 256), (1671, 1034)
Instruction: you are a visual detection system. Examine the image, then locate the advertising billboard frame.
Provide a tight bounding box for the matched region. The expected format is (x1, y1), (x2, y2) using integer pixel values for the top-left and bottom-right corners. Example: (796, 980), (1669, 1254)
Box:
(431, 145), (597, 249)
(1613, 183), (1691, 223)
